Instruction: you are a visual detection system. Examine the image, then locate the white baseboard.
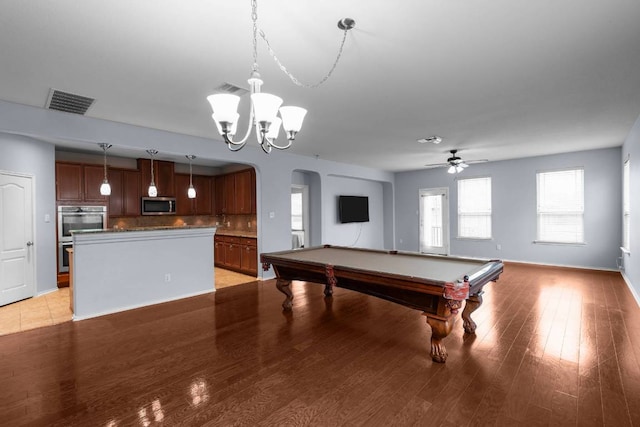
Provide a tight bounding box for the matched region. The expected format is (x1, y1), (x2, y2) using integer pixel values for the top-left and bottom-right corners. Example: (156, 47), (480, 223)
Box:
(621, 271), (640, 308)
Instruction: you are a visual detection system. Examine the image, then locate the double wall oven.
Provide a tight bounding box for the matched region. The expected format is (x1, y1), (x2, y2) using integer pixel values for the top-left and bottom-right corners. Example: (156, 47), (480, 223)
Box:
(57, 206), (107, 272)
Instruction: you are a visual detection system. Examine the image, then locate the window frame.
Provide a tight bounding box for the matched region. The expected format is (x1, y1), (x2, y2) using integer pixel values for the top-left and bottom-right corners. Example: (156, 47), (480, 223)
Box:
(535, 167), (585, 245)
(457, 176), (492, 240)
(622, 157), (630, 253)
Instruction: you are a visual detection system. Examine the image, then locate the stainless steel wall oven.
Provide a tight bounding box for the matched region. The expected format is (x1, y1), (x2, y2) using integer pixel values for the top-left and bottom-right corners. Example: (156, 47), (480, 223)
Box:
(57, 206), (107, 272)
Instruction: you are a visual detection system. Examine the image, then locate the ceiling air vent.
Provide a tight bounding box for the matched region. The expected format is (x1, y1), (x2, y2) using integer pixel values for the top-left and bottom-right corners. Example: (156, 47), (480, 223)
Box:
(45, 89), (95, 115)
(213, 83), (249, 96)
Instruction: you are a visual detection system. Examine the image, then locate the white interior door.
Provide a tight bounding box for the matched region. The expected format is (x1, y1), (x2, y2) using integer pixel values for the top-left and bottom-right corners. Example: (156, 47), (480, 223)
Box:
(419, 188), (449, 255)
(0, 172), (35, 306)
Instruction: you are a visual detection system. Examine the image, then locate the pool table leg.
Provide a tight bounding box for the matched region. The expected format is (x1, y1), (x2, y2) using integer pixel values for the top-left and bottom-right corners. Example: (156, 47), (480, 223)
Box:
(276, 279), (294, 310)
(462, 292), (484, 334)
(425, 316), (454, 363)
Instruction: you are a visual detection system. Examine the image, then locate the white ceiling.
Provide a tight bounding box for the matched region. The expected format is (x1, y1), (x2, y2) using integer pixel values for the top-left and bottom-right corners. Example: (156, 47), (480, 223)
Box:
(1, 1), (639, 172)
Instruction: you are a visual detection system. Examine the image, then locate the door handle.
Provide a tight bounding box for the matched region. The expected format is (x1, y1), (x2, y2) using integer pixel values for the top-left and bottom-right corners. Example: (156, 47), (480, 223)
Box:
(26, 241), (34, 247)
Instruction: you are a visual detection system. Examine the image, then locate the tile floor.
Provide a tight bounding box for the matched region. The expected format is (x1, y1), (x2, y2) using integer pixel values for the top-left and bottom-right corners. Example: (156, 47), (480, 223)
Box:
(0, 268), (256, 337)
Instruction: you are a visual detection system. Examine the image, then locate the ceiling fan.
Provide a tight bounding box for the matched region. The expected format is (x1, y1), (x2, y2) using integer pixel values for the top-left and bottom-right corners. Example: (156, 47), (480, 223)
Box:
(424, 149), (488, 174)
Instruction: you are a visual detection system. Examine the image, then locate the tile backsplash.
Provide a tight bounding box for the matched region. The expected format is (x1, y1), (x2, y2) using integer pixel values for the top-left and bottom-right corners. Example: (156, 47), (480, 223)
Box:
(109, 214), (257, 232)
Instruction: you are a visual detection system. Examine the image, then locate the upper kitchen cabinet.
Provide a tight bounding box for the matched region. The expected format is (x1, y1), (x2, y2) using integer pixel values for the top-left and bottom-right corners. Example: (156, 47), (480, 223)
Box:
(193, 175), (213, 215)
(83, 165), (109, 202)
(138, 158), (175, 197)
(175, 174), (213, 216)
(174, 173), (193, 216)
(234, 168), (256, 214)
(215, 168), (256, 215)
(56, 162), (107, 203)
(108, 168), (141, 217)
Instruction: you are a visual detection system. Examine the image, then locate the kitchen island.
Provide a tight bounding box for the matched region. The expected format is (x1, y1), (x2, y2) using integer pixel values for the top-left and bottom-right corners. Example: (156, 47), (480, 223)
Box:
(71, 226), (216, 320)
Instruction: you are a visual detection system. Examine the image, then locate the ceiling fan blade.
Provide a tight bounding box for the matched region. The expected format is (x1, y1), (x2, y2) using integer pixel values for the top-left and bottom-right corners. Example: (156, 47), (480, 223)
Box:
(423, 162), (448, 168)
(464, 159), (489, 165)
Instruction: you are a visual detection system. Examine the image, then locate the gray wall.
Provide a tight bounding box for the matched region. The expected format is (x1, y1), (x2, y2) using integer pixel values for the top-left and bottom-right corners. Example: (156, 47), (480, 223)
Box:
(323, 175), (385, 249)
(621, 114), (640, 301)
(0, 133), (57, 295)
(395, 147), (622, 270)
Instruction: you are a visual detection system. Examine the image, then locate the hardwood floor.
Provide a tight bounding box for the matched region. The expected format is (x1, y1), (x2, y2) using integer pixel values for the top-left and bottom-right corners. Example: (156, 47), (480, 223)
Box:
(1, 263), (638, 426)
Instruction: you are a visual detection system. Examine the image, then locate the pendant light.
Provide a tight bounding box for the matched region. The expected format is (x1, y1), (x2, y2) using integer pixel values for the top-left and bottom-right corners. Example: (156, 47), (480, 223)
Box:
(186, 155), (196, 199)
(98, 143), (112, 196)
(146, 149), (158, 197)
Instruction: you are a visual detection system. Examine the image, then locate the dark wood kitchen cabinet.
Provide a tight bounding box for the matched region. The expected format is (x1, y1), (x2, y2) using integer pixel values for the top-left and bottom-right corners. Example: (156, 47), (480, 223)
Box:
(56, 162), (107, 203)
(214, 235), (257, 276)
(56, 162), (83, 201)
(108, 168), (141, 217)
(138, 158), (175, 197)
(175, 174), (213, 216)
(174, 173), (193, 216)
(225, 238), (242, 271)
(83, 165), (108, 202)
(214, 168), (256, 215)
(240, 237), (257, 274)
(234, 169), (255, 214)
(193, 175), (213, 215)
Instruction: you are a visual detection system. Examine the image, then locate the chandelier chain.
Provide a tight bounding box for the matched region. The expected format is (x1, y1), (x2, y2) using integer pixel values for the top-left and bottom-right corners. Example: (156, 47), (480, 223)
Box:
(251, 0), (259, 71)
(250, 0), (350, 88)
(258, 28), (349, 88)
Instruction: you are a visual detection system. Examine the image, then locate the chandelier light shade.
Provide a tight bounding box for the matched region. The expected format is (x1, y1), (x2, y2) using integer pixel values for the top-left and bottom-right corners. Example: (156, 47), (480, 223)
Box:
(146, 149), (158, 197)
(206, 0), (351, 154)
(98, 143), (112, 196)
(186, 155), (196, 199)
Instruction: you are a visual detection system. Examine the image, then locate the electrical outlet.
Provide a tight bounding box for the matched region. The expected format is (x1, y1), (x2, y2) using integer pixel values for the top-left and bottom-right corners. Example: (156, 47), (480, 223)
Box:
(164, 273), (171, 282)
(496, 244), (501, 250)
(247, 221), (251, 228)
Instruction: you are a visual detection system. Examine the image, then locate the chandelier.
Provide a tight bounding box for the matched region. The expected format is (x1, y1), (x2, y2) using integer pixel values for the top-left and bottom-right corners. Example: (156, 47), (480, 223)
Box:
(207, 0), (355, 153)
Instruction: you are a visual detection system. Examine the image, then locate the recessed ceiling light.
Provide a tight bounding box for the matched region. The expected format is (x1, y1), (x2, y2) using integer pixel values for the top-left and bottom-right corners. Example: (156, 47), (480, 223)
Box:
(417, 135), (442, 144)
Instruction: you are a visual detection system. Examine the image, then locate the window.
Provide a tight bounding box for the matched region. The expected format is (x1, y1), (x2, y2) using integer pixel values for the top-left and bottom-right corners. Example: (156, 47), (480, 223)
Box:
(623, 158), (630, 251)
(457, 177), (492, 239)
(536, 168), (584, 244)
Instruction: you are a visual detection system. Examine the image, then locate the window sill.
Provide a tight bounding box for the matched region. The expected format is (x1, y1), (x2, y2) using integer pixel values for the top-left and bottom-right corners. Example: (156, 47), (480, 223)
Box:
(456, 237), (493, 241)
(533, 240), (586, 246)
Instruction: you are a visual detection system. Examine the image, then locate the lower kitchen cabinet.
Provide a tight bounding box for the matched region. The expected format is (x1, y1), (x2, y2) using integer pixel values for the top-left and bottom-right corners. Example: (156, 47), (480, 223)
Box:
(214, 235), (257, 276)
(240, 237), (257, 274)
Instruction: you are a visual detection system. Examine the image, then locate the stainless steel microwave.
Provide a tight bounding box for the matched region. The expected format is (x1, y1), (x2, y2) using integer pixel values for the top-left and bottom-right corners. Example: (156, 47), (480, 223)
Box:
(141, 197), (176, 215)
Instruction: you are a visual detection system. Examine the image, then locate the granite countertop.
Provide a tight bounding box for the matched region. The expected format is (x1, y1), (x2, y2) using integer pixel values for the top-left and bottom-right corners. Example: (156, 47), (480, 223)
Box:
(71, 225), (218, 234)
(71, 225), (256, 238)
(215, 229), (257, 238)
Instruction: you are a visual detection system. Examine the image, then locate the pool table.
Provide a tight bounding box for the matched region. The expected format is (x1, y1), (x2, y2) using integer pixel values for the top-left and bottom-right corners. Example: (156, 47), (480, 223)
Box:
(261, 245), (504, 363)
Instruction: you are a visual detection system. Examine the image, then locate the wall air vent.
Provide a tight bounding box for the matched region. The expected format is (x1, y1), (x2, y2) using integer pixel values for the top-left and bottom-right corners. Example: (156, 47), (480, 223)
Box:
(45, 89), (95, 115)
(213, 83), (249, 96)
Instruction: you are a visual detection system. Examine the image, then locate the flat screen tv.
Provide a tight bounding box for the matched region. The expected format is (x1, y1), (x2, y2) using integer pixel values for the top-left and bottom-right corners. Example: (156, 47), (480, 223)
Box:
(338, 195), (369, 223)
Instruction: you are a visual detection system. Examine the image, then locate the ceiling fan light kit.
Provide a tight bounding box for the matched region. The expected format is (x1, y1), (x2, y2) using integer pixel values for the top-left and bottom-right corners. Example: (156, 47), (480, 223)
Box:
(207, 0), (355, 153)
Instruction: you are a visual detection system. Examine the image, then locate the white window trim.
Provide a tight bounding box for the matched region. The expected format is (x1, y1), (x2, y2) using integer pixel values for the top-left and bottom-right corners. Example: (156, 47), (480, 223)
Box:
(622, 157), (630, 253)
(457, 176), (492, 240)
(535, 167), (585, 245)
